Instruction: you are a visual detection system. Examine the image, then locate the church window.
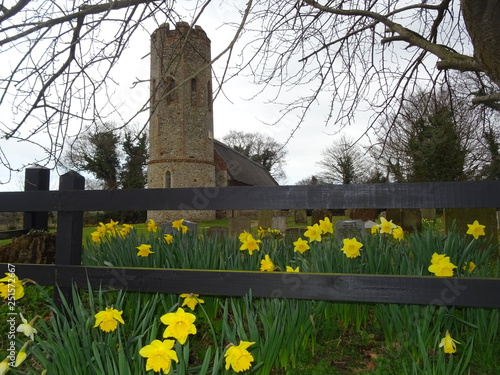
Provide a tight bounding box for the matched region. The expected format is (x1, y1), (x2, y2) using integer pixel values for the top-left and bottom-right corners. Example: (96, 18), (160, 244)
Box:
(165, 170), (172, 188)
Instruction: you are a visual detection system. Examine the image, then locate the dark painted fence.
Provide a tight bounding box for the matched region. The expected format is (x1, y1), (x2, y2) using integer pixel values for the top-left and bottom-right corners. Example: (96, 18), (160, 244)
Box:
(1, 168), (499, 308)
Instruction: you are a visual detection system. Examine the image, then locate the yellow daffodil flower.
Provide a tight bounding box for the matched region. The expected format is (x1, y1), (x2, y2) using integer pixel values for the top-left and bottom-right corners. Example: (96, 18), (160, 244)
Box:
(439, 331), (460, 354)
(257, 227), (266, 237)
(304, 224), (322, 242)
(180, 293), (204, 310)
(0, 273), (25, 300)
(224, 341), (255, 373)
(172, 219), (186, 232)
(466, 220), (485, 239)
(370, 225), (380, 234)
(14, 340), (31, 367)
(164, 234), (174, 244)
(139, 339), (179, 373)
(286, 266), (300, 272)
(17, 314), (39, 340)
(463, 261), (476, 273)
(147, 219), (158, 232)
(319, 217), (333, 234)
(379, 217), (397, 234)
(260, 254), (276, 271)
(91, 231), (103, 242)
(161, 307), (197, 344)
(94, 307), (125, 332)
(238, 231), (250, 242)
(341, 238), (363, 258)
(97, 222), (107, 235)
(392, 226), (404, 241)
(293, 238), (310, 254)
(105, 219), (120, 236)
(428, 253), (457, 277)
(136, 244), (154, 257)
(120, 223), (134, 237)
(239, 234), (261, 255)
(0, 356), (10, 375)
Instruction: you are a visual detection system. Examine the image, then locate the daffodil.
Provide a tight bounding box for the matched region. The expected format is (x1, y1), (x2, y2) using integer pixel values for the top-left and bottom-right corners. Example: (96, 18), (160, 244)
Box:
(147, 219), (158, 232)
(341, 238), (363, 258)
(319, 217), (333, 234)
(17, 314), (39, 340)
(257, 227), (267, 237)
(370, 225), (380, 234)
(14, 341), (31, 367)
(94, 307), (125, 332)
(136, 244), (154, 257)
(304, 224), (322, 242)
(466, 220), (485, 239)
(105, 219), (120, 236)
(239, 234), (261, 255)
(260, 254), (276, 271)
(120, 223), (134, 237)
(172, 219), (186, 232)
(379, 217), (397, 234)
(439, 331), (460, 354)
(293, 238), (310, 254)
(463, 261), (476, 273)
(0, 356), (10, 375)
(139, 339), (179, 373)
(286, 266), (300, 272)
(180, 293), (204, 310)
(224, 341), (255, 372)
(91, 231), (103, 242)
(0, 273), (25, 300)
(428, 253), (457, 277)
(164, 234), (174, 244)
(238, 231), (250, 242)
(392, 226), (404, 241)
(161, 307), (197, 344)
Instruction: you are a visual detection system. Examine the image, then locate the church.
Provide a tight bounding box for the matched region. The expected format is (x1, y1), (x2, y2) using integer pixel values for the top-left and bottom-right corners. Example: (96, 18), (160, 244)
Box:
(147, 22), (278, 222)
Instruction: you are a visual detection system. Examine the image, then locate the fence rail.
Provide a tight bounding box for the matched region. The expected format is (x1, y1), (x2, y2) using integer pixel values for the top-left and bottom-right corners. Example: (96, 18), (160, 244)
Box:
(1, 168), (499, 308)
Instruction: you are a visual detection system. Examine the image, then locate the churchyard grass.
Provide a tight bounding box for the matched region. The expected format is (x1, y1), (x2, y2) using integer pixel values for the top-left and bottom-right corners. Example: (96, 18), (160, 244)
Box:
(2, 216), (498, 374)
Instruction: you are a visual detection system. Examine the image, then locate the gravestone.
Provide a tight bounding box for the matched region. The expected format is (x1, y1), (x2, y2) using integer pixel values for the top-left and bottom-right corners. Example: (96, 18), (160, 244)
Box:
(335, 220), (365, 243)
(229, 217), (251, 236)
(420, 208), (437, 221)
(206, 226), (229, 238)
(311, 209), (332, 225)
(348, 209), (378, 222)
(444, 208), (498, 243)
(285, 227), (307, 238)
(271, 215), (287, 233)
(162, 220), (197, 235)
(386, 209), (421, 232)
(293, 209), (308, 224)
(257, 210), (273, 230)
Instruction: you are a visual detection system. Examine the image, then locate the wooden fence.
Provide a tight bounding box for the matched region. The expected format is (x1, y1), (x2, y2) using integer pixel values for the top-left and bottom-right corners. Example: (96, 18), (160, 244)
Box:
(1, 168), (499, 308)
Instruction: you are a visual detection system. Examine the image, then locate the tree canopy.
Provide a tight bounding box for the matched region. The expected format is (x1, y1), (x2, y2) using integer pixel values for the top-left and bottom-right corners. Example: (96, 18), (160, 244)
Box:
(1, 0), (499, 181)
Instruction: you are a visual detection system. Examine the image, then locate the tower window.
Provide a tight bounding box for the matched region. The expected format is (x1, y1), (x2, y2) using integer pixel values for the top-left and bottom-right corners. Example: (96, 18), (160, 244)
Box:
(191, 78), (197, 105)
(166, 77), (175, 104)
(165, 170), (172, 188)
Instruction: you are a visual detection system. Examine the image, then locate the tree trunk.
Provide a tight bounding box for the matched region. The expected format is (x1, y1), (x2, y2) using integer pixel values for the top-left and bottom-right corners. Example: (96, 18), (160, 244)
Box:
(461, 0), (500, 87)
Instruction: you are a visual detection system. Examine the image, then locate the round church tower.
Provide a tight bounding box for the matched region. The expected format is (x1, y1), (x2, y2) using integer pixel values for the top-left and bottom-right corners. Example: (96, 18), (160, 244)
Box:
(147, 22), (216, 222)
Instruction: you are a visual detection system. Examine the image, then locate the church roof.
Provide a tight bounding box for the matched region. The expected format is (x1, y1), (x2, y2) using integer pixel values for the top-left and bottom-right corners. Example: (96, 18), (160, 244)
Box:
(214, 139), (278, 186)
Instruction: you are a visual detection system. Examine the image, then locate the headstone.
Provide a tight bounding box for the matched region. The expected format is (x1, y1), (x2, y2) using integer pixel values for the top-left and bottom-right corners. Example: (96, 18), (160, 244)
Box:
(285, 227), (307, 238)
(364, 220), (378, 233)
(420, 208), (437, 221)
(162, 220), (197, 235)
(293, 209), (308, 224)
(257, 210), (273, 230)
(348, 209), (378, 222)
(206, 226), (229, 238)
(229, 217), (251, 237)
(271, 216), (287, 233)
(311, 209), (332, 225)
(386, 209), (421, 232)
(444, 208), (498, 243)
(335, 220), (365, 243)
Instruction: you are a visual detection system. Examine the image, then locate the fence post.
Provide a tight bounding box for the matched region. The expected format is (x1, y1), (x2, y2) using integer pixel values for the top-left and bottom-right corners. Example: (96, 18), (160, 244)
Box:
(54, 171), (85, 310)
(23, 167), (50, 231)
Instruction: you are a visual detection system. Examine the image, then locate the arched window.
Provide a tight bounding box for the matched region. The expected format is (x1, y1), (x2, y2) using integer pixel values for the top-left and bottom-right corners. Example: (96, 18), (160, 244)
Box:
(165, 170), (172, 188)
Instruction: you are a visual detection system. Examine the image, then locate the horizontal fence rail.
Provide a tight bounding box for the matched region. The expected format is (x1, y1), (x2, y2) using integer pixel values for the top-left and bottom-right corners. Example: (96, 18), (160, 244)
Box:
(1, 169), (499, 309)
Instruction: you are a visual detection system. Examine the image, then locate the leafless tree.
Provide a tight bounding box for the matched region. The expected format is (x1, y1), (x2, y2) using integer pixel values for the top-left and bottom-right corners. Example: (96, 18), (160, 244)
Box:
(1, 0), (500, 182)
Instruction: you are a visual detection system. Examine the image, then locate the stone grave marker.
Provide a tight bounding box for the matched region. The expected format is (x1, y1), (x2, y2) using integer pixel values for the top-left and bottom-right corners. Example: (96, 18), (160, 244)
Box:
(386, 208), (422, 232)
(229, 217), (251, 236)
(161, 220), (197, 235)
(444, 208), (498, 243)
(335, 220), (365, 243)
(258, 210), (273, 230)
(271, 215), (287, 233)
(348, 209), (378, 222)
(206, 226), (229, 238)
(311, 209), (332, 225)
(293, 209), (308, 224)
(285, 227), (307, 239)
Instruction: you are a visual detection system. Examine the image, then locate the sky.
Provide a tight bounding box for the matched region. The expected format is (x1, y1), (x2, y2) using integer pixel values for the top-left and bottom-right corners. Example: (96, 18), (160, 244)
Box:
(0, 2), (372, 191)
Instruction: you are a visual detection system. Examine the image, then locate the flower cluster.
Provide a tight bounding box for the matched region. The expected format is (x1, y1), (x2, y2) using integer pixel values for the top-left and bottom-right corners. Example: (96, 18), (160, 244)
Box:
(172, 219), (189, 233)
(239, 231), (262, 255)
(371, 217), (404, 241)
(0, 273), (25, 300)
(257, 226), (283, 238)
(428, 253), (457, 277)
(91, 219), (134, 242)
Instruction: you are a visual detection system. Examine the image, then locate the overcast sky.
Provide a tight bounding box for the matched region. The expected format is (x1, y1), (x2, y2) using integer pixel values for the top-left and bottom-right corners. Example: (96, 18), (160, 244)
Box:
(0, 2), (371, 190)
